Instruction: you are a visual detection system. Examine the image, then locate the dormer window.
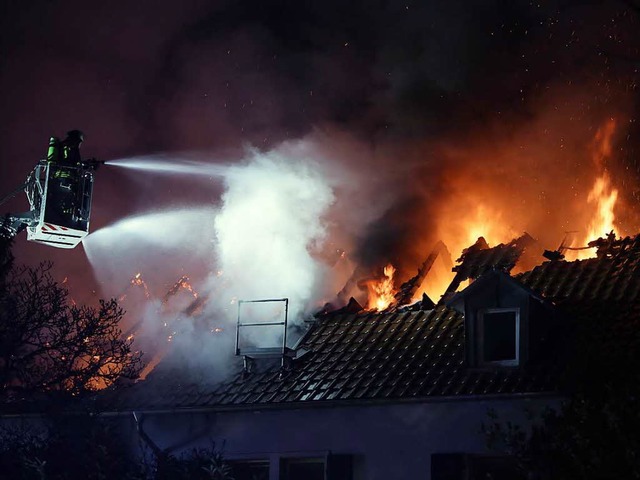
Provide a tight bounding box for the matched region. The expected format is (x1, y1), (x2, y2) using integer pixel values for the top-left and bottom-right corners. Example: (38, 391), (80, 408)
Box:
(478, 308), (520, 366)
(446, 270), (554, 368)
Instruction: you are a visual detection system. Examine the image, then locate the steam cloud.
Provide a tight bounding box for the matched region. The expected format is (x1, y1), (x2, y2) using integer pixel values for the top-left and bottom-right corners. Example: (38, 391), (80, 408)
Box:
(83, 146), (335, 378)
(211, 149), (334, 319)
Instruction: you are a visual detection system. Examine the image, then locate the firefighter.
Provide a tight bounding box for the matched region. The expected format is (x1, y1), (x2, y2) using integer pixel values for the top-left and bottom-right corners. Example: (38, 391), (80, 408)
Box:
(47, 136), (60, 163)
(52, 130), (84, 218)
(61, 130), (83, 166)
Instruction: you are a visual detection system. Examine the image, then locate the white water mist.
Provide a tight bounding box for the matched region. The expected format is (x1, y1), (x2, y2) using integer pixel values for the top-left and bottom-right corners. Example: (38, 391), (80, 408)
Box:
(106, 156), (229, 177)
(85, 147), (335, 367)
(211, 150), (334, 323)
(83, 207), (218, 296)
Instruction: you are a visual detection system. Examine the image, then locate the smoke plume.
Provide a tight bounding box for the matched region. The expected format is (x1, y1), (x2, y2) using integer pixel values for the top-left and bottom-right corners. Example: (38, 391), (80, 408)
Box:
(210, 148), (334, 319)
(84, 146), (335, 376)
(2, 0), (639, 381)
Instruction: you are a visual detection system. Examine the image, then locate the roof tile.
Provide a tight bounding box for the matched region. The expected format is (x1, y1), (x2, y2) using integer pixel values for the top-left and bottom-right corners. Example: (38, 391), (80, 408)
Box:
(101, 234), (640, 411)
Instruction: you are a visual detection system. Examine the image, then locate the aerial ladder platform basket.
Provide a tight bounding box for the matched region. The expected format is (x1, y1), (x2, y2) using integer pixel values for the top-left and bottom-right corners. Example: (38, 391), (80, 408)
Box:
(2, 130), (103, 249)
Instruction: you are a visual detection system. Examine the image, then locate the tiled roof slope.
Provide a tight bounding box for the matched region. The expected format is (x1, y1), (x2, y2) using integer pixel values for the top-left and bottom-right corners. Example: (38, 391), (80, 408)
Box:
(102, 306), (556, 411)
(518, 236), (640, 304)
(96, 234), (640, 412)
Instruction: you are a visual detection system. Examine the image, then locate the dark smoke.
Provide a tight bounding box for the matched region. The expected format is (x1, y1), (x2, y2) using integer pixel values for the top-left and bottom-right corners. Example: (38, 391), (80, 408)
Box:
(0, 0), (639, 301)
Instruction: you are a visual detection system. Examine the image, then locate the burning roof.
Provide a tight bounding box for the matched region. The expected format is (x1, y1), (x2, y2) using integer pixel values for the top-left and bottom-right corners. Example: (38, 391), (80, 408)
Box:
(91, 230), (640, 413)
(8, 111), (640, 413)
(519, 234), (640, 305)
(5, 227), (640, 417)
(101, 306), (553, 410)
(445, 233), (538, 295)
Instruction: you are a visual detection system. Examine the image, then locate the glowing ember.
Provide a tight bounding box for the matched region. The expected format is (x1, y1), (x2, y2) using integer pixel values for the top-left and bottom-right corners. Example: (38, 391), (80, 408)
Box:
(121, 272), (151, 300)
(179, 278), (198, 298)
(163, 275), (199, 304)
(367, 264), (396, 311)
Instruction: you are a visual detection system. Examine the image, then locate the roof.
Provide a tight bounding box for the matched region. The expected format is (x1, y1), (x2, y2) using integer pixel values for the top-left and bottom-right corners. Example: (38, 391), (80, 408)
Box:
(100, 305), (557, 412)
(12, 233), (640, 415)
(100, 234), (640, 413)
(446, 269), (545, 308)
(518, 240), (640, 305)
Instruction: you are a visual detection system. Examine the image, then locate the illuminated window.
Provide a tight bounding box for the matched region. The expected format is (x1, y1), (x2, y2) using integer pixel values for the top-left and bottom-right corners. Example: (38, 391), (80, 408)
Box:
(478, 309), (519, 366)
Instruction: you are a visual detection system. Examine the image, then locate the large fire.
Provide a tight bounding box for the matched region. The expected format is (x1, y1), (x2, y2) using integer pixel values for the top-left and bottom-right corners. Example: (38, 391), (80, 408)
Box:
(584, 121), (620, 241)
(362, 117), (627, 308)
(367, 264), (396, 311)
(105, 114), (632, 383)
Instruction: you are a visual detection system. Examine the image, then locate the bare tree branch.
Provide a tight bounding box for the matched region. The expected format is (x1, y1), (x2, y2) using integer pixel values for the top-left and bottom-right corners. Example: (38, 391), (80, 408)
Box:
(0, 239), (143, 401)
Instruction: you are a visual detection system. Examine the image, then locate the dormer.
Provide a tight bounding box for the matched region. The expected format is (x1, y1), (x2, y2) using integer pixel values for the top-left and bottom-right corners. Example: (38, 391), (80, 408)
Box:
(446, 270), (556, 368)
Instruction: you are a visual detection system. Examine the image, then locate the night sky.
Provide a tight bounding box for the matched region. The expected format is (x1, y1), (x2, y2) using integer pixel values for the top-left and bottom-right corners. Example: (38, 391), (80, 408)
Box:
(1, 0), (639, 303)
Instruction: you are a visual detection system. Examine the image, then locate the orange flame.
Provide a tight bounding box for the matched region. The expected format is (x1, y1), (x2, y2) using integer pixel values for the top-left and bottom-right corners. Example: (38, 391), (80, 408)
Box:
(428, 201), (517, 299)
(138, 355), (163, 380)
(162, 275), (199, 305)
(367, 264), (396, 311)
(178, 277), (198, 298)
(571, 119), (621, 259)
(454, 203), (517, 260)
(586, 173), (618, 240)
(124, 272), (151, 299)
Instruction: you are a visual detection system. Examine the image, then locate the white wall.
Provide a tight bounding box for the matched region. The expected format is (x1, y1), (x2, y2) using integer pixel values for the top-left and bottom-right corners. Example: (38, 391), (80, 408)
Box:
(125, 396), (555, 480)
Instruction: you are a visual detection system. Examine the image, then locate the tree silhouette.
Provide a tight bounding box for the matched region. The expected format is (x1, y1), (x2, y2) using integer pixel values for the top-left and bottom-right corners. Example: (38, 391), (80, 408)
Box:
(0, 227), (143, 401)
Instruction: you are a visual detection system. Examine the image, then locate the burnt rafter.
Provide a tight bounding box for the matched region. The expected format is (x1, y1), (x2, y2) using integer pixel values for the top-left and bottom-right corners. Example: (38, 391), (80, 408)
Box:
(589, 232), (640, 259)
(392, 241), (450, 309)
(445, 233), (536, 295)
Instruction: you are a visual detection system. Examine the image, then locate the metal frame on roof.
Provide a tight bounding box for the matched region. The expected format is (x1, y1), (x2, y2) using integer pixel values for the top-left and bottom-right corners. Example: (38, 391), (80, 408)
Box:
(235, 298), (290, 367)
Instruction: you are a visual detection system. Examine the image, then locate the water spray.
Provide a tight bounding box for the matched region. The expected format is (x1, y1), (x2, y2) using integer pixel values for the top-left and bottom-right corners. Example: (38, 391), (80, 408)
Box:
(105, 156), (229, 177)
(87, 149), (335, 325)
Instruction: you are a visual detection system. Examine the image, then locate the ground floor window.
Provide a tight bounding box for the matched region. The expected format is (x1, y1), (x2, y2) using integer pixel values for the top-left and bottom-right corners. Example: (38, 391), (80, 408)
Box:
(230, 459), (269, 480)
(280, 457), (325, 480)
(231, 453), (352, 480)
(431, 453), (524, 480)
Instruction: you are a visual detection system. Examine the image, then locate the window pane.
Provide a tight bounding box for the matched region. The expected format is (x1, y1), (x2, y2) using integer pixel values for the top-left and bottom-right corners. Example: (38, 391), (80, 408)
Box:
(231, 460), (269, 480)
(469, 455), (525, 480)
(483, 311), (516, 362)
(282, 458), (325, 480)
